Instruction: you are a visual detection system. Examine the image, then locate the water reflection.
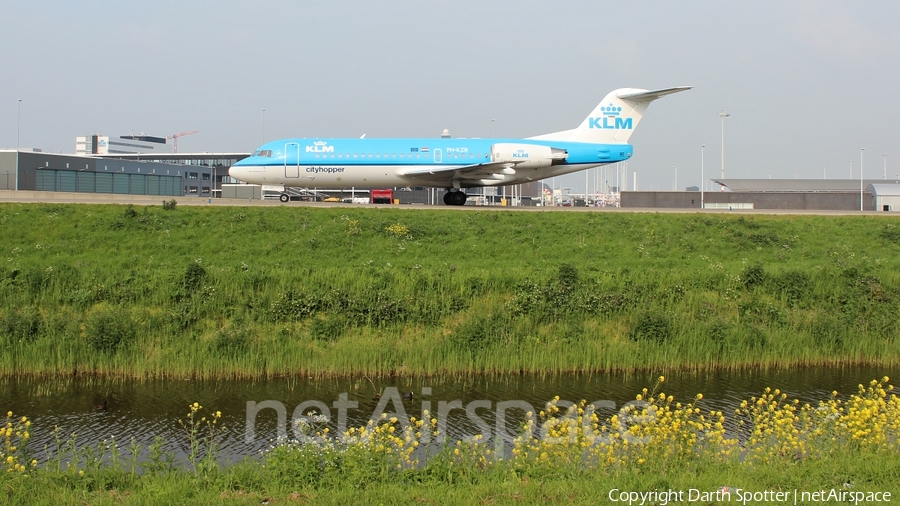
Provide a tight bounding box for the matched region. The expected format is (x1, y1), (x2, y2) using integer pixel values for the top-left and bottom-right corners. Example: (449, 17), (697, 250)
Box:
(1, 365), (895, 463)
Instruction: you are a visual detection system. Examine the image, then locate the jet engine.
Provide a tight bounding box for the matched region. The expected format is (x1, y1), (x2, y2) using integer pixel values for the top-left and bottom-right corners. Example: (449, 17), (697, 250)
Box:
(490, 143), (567, 170)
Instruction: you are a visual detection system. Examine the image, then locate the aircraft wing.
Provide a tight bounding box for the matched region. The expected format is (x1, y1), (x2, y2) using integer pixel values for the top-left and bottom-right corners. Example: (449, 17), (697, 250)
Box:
(399, 161), (519, 182)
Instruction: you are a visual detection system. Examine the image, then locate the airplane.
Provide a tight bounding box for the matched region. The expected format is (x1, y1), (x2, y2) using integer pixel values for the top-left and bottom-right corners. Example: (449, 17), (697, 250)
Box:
(228, 87), (691, 205)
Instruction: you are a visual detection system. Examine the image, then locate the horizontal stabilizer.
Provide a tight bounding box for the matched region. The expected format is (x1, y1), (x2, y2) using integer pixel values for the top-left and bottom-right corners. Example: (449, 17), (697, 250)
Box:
(617, 86), (692, 102)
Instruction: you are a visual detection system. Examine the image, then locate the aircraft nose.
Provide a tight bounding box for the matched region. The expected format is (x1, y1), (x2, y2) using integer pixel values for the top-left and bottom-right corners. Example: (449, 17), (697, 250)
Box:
(228, 164), (247, 181)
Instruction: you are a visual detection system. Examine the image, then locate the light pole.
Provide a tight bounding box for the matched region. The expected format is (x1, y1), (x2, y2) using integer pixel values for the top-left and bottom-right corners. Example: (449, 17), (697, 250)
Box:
(701, 144), (705, 209)
(14, 99), (22, 192)
(673, 165), (677, 191)
(585, 168), (589, 206)
(860, 148), (865, 211)
(718, 110), (729, 188)
(262, 109), (266, 144)
(884, 153), (888, 180)
(17, 99), (22, 149)
(616, 162), (620, 197)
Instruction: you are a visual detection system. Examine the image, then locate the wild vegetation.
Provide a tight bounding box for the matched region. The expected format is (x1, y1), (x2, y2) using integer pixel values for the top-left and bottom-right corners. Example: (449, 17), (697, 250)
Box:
(2, 378), (898, 504)
(0, 202), (899, 378)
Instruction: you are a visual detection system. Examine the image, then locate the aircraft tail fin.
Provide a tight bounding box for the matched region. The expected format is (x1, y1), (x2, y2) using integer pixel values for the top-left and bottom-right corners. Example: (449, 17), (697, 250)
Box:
(529, 86), (691, 144)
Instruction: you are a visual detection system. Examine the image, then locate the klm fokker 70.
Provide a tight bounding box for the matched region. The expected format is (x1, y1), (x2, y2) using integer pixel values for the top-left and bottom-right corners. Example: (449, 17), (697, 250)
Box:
(229, 87), (690, 205)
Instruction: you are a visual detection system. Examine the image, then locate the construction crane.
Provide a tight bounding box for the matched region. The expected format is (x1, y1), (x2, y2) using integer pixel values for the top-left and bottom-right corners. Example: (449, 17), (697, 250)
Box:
(166, 130), (199, 153)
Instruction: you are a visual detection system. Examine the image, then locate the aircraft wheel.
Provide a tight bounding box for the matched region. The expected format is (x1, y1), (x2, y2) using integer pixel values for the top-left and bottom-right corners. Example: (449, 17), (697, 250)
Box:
(451, 191), (468, 206)
(442, 191), (453, 205)
(279, 193), (289, 203)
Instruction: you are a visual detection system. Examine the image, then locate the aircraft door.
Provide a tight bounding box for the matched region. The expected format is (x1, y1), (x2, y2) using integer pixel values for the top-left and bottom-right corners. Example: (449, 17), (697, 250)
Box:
(285, 142), (300, 178)
(434, 149), (442, 163)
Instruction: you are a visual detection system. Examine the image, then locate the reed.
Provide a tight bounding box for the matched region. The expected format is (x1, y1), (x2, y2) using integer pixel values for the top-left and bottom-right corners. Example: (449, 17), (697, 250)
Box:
(2, 203), (900, 378)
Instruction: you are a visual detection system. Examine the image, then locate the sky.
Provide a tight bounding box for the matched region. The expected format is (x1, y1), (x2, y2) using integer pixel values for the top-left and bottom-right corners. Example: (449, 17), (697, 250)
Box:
(2, 0), (899, 193)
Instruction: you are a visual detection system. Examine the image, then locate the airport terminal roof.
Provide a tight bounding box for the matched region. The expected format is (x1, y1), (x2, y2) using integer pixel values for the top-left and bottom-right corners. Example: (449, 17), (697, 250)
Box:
(712, 179), (900, 192)
(108, 152), (250, 161)
(867, 184), (900, 196)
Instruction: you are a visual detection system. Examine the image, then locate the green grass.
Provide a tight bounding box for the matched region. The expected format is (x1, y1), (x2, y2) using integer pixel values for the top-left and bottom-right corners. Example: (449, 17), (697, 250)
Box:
(1, 203), (899, 378)
(5, 454), (897, 505)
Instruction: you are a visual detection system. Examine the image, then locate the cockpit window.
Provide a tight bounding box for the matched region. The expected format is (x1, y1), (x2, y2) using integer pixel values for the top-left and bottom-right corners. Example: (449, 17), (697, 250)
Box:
(254, 150), (274, 158)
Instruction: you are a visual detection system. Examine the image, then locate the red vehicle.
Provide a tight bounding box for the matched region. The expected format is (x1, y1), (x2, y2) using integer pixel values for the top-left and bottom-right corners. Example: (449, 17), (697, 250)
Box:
(370, 189), (394, 204)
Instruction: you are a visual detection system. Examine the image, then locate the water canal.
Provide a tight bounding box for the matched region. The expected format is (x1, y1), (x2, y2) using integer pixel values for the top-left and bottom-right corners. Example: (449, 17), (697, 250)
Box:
(2, 364), (895, 463)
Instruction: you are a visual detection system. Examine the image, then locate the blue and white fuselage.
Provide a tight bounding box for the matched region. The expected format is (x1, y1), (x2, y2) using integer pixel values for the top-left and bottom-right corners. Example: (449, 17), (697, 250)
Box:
(230, 87), (690, 205)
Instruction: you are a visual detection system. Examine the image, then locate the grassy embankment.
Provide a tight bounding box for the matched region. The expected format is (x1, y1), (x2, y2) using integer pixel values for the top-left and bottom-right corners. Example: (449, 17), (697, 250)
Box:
(2, 378), (899, 504)
(1, 202), (899, 378)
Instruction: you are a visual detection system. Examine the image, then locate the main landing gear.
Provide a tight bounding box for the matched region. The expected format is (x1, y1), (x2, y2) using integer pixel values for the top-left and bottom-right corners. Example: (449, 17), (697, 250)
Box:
(443, 190), (468, 206)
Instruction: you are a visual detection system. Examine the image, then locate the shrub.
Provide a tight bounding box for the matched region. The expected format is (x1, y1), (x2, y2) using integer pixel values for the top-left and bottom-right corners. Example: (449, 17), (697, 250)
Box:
(0, 306), (43, 343)
(183, 263), (207, 290)
(558, 263), (579, 288)
(771, 270), (811, 305)
(742, 263), (765, 290)
(628, 311), (672, 343)
(213, 326), (250, 356)
(309, 314), (348, 342)
(450, 311), (512, 350)
(879, 224), (900, 243)
(84, 304), (135, 352)
(269, 291), (321, 322)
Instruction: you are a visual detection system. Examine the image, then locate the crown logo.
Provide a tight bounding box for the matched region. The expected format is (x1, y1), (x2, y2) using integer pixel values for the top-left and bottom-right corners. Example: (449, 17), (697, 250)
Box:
(314, 141), (328, 146)
(600, 104), (621, 116)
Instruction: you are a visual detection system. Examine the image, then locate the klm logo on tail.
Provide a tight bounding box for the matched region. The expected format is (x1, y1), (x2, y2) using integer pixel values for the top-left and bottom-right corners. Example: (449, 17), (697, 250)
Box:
(588, 104), (633, 130)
